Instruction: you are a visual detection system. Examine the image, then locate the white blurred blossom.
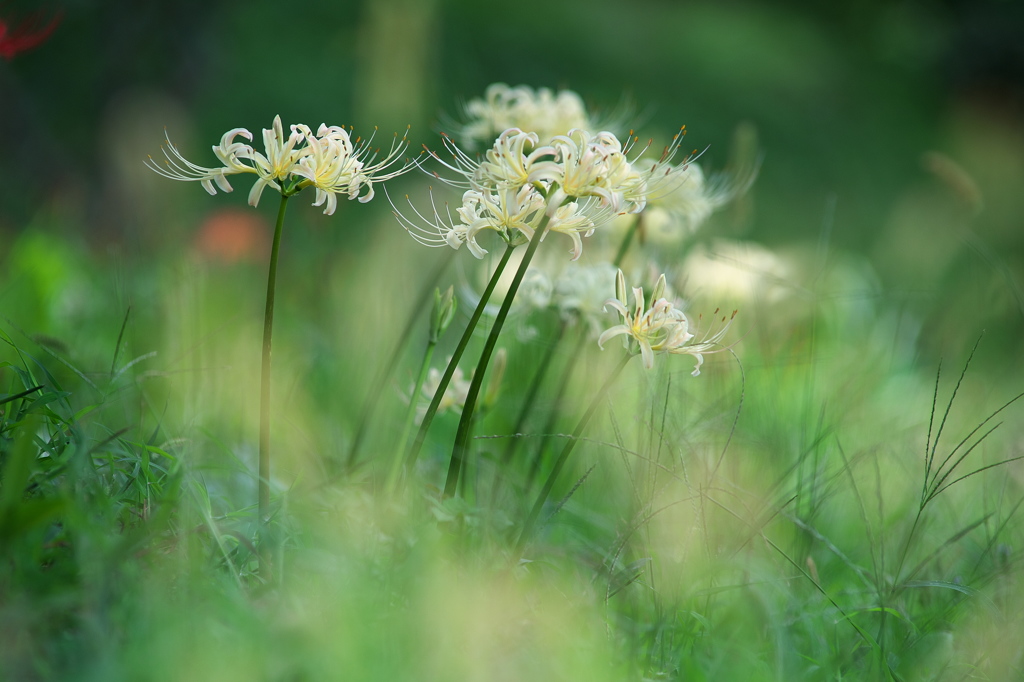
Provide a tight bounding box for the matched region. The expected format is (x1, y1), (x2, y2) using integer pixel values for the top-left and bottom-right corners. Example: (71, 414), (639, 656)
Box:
(681, 240), (793, 304)
(453, 83), (597, 149)
(415, 364), (471, 423)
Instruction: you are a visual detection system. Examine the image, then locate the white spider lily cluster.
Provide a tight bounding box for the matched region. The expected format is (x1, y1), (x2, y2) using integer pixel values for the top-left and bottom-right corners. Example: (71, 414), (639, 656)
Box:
(453, 83), (596, 149)
(598, 269), (735, 375)
(147, 115), (414, 214)
(396, 125), (691, 262)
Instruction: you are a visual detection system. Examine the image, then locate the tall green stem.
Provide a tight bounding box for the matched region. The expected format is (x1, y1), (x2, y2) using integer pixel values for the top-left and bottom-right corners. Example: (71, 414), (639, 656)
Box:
(406, 243), (516, 469)
(387, 339), (436, 492)
(492, 316), (567, 495)
(444, 217), (550, 497)
(259, 194), (289, 571)
(521, 213), (641, 492)
(517, 352), (632, 551)
(524, 329), (588, 491)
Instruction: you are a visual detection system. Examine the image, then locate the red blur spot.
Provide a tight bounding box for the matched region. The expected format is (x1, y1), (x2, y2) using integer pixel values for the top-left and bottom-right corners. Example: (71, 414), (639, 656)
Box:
(0, 10), (62, 60)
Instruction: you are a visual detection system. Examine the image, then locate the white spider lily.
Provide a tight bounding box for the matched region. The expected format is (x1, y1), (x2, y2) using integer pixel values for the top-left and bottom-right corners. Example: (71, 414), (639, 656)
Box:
(402, 127), (639, 261)
(532, 200), (600, 261)
(454, 186), (547, 257)
(147, 116), (415, 212)
(393, 185), (544, 259)
(291, 123), (414, 214)
(476, 129), (552, 189)
(402, 107), (703, 264)
(147, 126), (256, 196)
(599, 269), (688, 370)
(425, 128), (550, 191)
(598, 269), (735, 375)
(635, 157), (759, 244)
(530, 129), (642, 215)
(245, 115), (309, 207)
(392, 185), (607, 262)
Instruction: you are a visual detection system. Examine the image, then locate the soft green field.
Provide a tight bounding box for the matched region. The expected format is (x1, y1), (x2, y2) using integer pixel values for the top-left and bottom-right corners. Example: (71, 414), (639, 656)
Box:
(3, 172), (1023, 680)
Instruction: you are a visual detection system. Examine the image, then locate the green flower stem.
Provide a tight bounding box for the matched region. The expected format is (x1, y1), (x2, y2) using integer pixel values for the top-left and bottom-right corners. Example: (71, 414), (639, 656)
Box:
(406, 243), (517, 470)
(517, 351), (633, 551)
(499, 317), (567, 467)
(259, 193), (290, 572)
(346, 249), (455, 469)
(386, 339), (437, 492)
(612, 213), (643, 267)
(515, 213), (642, 493)
(523, 327), (590, 491)
(444, 216), (550, 498)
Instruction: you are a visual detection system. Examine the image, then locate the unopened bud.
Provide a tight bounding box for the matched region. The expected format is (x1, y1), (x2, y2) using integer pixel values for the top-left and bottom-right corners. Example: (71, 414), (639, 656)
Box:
(430, 286), (457, 344)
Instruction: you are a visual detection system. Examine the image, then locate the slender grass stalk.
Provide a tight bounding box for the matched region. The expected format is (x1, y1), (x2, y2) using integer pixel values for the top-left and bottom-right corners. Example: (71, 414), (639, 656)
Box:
(517, 351), (632, 550)
(444, 218), (550, 497)
(521, 215), (640, 491)
(346, 250), (455, 469)
(258, 193), (290, 575)
(500, 318), (567, 467)
(524, 328), (589, 491)
(386, 339), (436, 492)
(405, 244), (516, 469)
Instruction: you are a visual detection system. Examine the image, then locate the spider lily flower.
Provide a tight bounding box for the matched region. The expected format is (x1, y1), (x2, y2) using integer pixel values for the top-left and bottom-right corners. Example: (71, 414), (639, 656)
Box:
(394, 185), (544, 259)
(290, 123), (413, 213)
(402, 127), (647, 261)
(403, 114), (701, 263)
(425, 128), (551, 191)
(531, 129), (644, 215)
(0, 10), (61, 60)
(637, 158), (760, 244)
(245, 116), (310, 207)
(667, 307), (738, 376)
(598, 269), (735, 375)
(147, 116), (415, 213)
(393, 185), (609, 261)
(529, 199), (601, 261)
(598, 269), (688, 370)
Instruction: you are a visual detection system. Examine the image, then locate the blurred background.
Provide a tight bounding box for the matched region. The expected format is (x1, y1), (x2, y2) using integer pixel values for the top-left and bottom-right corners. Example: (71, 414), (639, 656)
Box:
(3, 3), (1024, 679)
(2, 0), (1023, 371)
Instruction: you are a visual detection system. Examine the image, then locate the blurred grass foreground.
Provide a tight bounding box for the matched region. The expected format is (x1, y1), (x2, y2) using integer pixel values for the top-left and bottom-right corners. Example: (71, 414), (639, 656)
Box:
(3, 1), (1024, 680)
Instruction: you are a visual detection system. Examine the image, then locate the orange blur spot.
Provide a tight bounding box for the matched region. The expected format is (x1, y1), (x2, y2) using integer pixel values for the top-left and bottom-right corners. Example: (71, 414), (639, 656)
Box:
(193, 208), (270, 264)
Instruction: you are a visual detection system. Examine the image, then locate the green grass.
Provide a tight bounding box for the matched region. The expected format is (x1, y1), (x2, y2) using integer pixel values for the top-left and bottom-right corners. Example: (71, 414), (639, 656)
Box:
(1, 203), (1023, 682)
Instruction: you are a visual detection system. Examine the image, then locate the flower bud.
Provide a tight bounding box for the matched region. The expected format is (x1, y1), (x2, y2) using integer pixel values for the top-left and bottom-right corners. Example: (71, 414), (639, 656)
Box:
(429, 286), (458, 344)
